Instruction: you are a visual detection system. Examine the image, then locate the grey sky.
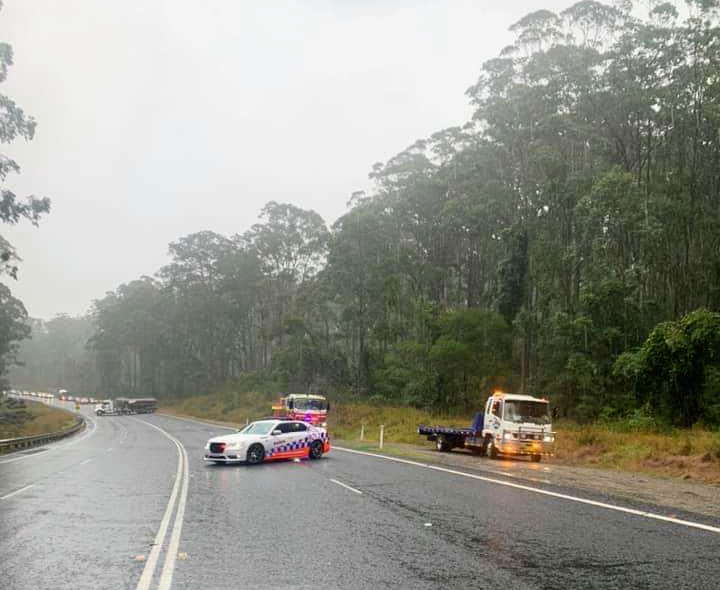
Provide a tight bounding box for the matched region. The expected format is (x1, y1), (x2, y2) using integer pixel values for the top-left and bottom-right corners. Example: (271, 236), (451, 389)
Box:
(1, 0), (573, 320)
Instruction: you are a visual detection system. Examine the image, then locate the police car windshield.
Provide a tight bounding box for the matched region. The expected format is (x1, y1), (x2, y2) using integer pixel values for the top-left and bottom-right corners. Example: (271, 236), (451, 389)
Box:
(239, 421), (276, 435)
(504, 402), (550, 425)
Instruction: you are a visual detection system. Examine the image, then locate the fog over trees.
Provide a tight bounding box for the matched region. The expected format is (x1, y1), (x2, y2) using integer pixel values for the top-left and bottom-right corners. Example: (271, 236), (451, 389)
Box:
(9, 1), (720, 426)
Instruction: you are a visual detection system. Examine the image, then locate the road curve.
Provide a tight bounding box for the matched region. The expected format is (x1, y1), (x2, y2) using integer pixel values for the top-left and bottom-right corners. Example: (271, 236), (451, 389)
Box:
(1, 402), (719, 589)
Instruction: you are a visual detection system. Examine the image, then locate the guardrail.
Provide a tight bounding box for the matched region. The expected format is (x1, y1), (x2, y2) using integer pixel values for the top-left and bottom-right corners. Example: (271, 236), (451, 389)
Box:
(0, 417), (86, 453)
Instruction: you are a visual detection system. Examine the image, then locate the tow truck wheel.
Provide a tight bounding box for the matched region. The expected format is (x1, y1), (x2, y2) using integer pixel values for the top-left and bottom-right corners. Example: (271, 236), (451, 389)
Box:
(485, 436), (498, 459)
(436, 436), (452, 452)
(530, 454), (542, 462)
(309, 440), (323, 460)
(246, 444), (265, 465)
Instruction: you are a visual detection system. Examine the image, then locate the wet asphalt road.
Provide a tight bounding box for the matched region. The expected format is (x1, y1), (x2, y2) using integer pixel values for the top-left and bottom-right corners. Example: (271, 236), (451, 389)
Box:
(1, 402), (720, 590)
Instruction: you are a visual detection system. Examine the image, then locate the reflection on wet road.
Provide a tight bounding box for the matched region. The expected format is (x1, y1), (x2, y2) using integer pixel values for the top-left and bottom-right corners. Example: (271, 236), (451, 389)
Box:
(1, 401), (719, 589)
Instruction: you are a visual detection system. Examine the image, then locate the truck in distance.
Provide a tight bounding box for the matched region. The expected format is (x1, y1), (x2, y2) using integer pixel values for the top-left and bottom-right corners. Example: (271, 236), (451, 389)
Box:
(95, 397), (158, 415)
(418, 392), (555, 462)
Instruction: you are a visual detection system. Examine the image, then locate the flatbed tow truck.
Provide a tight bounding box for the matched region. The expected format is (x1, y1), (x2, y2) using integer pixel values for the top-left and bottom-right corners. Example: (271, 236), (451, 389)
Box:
(418, 392), (555, 462)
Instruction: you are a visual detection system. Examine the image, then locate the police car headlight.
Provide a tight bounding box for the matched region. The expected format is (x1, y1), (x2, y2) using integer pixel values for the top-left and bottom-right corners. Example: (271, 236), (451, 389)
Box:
(204, 443), (210, 451)
(321, 422), (327, 428)
(225, 441), (242, 450)
(503, 432), (517, 441)
(543, 435), (554, 443)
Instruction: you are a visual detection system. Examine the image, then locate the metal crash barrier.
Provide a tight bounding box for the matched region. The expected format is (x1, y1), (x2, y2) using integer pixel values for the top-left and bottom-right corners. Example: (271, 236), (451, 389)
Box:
(0, 417), (85, 453)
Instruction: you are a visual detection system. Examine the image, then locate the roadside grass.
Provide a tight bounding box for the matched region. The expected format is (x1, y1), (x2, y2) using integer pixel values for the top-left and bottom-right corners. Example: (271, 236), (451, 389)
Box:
(0, 398), (78, 440)
(554, 422), (720, 483)
(160, 393), (720, 484)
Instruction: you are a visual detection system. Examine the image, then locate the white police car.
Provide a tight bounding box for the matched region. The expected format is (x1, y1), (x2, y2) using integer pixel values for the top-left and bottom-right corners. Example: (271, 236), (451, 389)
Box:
(204, 418), (331, 465)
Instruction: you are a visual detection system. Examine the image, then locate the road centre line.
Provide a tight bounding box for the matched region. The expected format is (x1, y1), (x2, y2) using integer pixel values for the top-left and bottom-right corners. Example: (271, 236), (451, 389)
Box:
(1, 484), (35, 500)
(330, 478), (363, 495)
(135, 420), (189, 590)
(333, 446), (720, 535)
(157, 440), (190, 590)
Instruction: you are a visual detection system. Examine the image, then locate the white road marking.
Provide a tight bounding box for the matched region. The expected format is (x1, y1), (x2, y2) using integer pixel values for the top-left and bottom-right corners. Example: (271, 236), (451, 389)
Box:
(1, 484), (35, 500)
(134, 419), (189, 590)
(158, 441), (189, 590)
(334, 446), (720, 535)
(79, 459), (92, 465)
(329, 478), (363, 495)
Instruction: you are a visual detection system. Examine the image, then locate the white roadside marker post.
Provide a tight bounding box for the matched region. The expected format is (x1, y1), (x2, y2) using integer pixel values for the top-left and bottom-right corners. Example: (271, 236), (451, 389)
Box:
(360, 423), (365, 441)
(379, 424), (384, 450)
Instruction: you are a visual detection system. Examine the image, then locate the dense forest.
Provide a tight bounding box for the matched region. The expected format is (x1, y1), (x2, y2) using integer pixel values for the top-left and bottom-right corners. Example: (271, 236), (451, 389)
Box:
(12, 1), (720, 426)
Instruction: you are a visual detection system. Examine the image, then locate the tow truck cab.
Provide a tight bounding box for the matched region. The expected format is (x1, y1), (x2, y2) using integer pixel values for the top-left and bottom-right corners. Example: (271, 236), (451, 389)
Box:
(474, 393), (554, 460)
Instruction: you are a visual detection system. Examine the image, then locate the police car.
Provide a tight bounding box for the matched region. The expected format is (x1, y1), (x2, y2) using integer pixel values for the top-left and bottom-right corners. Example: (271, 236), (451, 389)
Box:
(204, 418), (331, 465)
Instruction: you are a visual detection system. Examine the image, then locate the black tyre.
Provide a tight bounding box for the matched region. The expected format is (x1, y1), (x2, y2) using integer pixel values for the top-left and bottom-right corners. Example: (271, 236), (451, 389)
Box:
(486, 436), (498, 459)
(530, 454), (542, 463)
(246, 444), (265, 465)
(436, 436), (452, 452)
(309, 440), (323, 460)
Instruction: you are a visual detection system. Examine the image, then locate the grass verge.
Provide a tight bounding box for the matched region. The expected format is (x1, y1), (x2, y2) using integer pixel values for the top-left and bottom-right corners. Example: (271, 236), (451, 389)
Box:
(160, 392), (720, 484)
(0, 398), (79, 441)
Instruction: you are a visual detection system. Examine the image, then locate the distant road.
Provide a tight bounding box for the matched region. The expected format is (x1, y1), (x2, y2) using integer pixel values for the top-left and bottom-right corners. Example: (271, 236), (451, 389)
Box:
(1, 401), (719, 589)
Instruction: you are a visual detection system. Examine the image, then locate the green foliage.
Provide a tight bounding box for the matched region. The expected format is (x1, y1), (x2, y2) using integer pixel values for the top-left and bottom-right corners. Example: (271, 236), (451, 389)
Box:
(616, 309), (720, 426)
(0, 5), (50, 279)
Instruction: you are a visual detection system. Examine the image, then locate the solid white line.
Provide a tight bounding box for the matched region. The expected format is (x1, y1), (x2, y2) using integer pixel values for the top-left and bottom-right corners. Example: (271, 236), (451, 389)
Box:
(157, 442), (190, 590)
(134, 422), (185, 590)
(334, 446), (720, 535)
(79, 459), (92, 466)
(329, 478), (363, 495)
(1, 484), (35, 500)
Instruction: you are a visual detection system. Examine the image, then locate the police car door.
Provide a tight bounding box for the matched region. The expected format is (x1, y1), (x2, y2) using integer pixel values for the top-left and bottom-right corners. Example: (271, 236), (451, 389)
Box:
(287, 421), (309, 455)
(270, 422), (293, 457)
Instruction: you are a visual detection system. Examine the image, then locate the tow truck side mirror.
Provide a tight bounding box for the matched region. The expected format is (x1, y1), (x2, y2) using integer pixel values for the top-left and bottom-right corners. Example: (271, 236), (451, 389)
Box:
(271, 429), (282, 436)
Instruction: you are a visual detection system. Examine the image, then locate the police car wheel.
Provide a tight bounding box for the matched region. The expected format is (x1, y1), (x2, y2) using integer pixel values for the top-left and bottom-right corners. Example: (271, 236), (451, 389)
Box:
(309, 440), (323, 460)
(246, 444), (265, 465)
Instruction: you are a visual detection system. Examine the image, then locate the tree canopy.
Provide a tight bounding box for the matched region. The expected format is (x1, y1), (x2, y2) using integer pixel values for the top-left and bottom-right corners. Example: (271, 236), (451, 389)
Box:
(14, 1), (720, 426)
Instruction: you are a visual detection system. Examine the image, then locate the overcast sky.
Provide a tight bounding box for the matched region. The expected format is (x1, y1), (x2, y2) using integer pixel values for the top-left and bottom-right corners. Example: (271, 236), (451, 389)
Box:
(1, 0), (573, 320)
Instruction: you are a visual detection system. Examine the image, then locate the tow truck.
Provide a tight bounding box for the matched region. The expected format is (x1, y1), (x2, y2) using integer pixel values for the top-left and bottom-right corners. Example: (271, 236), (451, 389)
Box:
(271, 393), (329, 426)
(418, 392), (555, 462)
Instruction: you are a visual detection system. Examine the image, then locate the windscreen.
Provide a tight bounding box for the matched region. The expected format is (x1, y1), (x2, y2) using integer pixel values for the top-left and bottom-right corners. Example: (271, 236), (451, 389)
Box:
(292, 398), (327, 411)
(503, 401), (550, 425)
(239, 421), (276, 435)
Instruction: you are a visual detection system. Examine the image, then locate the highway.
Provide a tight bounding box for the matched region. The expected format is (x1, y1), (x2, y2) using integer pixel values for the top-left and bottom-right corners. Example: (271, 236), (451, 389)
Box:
(1, 402), (719, 589)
